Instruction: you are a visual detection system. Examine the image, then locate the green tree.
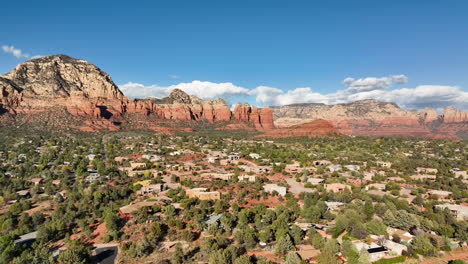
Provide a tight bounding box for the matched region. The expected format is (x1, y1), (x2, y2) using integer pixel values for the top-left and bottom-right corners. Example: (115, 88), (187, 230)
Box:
(275, 234), (294, 256)
(317, 239), (340, 264)
(57, 239), (91, 264)
(285, 252), (302, 264)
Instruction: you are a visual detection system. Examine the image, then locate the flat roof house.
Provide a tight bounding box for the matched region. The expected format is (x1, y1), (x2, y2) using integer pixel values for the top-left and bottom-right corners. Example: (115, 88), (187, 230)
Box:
(263, 184), (287, 196)
(186, 188), (221, 200)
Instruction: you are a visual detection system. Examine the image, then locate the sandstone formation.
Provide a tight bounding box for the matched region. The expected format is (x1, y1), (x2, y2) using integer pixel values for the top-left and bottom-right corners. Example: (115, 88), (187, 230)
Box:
(262, 120), (339, 138)
(272, 100), (468, 139)
(0, 55), (272, 132)
(233, 103), (274, 130)
(442, 107), (468, 123)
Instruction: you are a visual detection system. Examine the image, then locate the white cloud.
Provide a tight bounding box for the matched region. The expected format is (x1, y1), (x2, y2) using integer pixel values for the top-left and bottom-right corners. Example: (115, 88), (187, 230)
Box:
(1, 45), (42, 60)
(342, 75), (408, 93)
(119, 80), (250, 101)
(2, 45), (29, 59)
(119, 75), (467, 110)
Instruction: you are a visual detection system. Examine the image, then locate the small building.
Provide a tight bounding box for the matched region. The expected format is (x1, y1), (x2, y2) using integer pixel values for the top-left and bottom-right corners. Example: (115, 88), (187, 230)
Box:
(130, 162), (147, 170)
(142, 154), (165, 162)
(263, 184), (287, 196)
(186, 188), (221, 200)
(14, 231), (38, 245)
(366, 183), (386, 191)
(227, 155), (240, 161)
(353, 242), (388, 262)
(427, 190), (452, 199)
(86, 173), (101, 183)
(451, 169), (468, 180)
(201, 173), (233, 181)
(136, 184), (164, 195)
(383, 239), (407, 256)
(307, 178), (325, 185)
(207, 156), (220, 163)
(327, 165), (342, 172)
(325, 201), (344, 210)
(434, 204), (468, 220)
(325, 183), (351, 193)
(87, 154), (96, 161)
(204, 214), (222, 227)
(52, 180), (61, 186)
(238, 175), (256, 182)
(16, 190), (31, 199)
(416, 167), (438, 174)
(249, 153), (261, 159)
(344, 165), (360, 171)
(30, 178), (43, 185)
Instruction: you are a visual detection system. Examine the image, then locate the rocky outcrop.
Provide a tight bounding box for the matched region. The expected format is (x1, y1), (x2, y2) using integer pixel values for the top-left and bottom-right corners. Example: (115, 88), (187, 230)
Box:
(0, 55), (273, 132)
(442, 107), (468, 123)
(272, 100), (468, 139)
(233, 103), (274, 130)
(262, 120), (339, 138)
(3, 55), (123, 99)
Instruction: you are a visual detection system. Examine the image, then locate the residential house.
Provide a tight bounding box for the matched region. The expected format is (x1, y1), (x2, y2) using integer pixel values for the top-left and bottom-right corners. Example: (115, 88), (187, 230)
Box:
(434, 204), (468, 220)
(30, 178), (43, 185)
(16, 190), (31, 199)
(201, 173), (233, 181)
(263, 184), (287, 196)
(383, 239), (407, 256)
(416, 167), (438, 174)
(130, 162), (146, 170)
(207, 156), (220, 163)
(249, 153), (261, 159)
(238, 175), (256, 182)
(86, 173), (101, 183)
(325, 183), (351, 193)
(344, 165), (360, 171)
(353, 242), (388, 262)
(14, 231), (38, 246)
(186, 188), (221, 200)
(327, 165), (342, 172)
(142, 154), (165, 162)
(307, 178), (325, 185)
(427, 190), (452, 199)
(325, 201), (344, 211)
(366, 183), (386, 191)
(137, 184), (164, 195)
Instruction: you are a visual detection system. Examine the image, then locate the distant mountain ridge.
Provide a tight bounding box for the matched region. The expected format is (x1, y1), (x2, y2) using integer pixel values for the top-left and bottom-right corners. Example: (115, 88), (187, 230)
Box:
(0, 55), (466, 139)
(273, 100), (468, 139)
(0, 55), (273, 132)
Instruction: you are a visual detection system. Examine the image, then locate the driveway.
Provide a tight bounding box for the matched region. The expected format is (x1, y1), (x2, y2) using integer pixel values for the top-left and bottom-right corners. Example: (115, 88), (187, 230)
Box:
(285, 178), (314, 194)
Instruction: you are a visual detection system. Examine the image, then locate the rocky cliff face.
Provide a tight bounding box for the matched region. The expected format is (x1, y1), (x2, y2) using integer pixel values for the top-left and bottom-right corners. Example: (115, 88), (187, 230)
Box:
(233, 103), (274, 130)
(3, 55), (123, 99)
(272, 100), (468, 139)
(0, 55), (273, 132)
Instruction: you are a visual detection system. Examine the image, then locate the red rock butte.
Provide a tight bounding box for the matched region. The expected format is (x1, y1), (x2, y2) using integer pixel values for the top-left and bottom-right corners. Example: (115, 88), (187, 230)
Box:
(1, 55), (467, 139)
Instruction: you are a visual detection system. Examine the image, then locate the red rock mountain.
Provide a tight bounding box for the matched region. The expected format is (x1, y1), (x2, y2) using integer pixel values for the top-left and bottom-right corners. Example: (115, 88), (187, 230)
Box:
(0, 55), (274, 131)
(1, 55), (466, 139)
(272, 100), (468, 139)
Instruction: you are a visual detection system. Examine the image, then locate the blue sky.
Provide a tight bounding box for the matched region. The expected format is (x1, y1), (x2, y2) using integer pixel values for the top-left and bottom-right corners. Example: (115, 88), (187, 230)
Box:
(1, 0), (467, 109)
